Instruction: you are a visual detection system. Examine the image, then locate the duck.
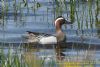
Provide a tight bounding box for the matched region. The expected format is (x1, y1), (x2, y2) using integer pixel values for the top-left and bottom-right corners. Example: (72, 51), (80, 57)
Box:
(24, 16), (73, 45)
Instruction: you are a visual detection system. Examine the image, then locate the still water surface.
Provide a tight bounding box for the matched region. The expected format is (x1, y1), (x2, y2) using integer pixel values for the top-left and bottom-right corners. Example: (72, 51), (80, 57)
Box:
(0, 0), (100, 66)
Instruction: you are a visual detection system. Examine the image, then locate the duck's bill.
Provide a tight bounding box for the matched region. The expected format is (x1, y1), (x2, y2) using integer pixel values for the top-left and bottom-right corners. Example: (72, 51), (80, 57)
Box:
(65, 20), (73, 24)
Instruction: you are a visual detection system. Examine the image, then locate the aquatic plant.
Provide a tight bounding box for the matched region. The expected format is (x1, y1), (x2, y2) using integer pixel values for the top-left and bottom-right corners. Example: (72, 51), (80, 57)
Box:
(88, 0), (94, 29)
(5, 0), (9, 22)
(63, 0), (69, 18)
(95, 0), (100, 38)
(23, 0), (29, 13)
(0, 48), (5, 67)
(86, 15), (89, 29)
(19, 2), (23, 21)
(55, 0), (64, 17)
(76, 8), (80, 29)
(0, 47), (59, 67)
(81, 2), (85, 30)
(1, 0), (5, 25)
(70, 0), (75, 23)
(13, 0), (18, 21)
(32, 1), (41, 12)
(95, 0), (100, 26)
(0, 48), (24, 67)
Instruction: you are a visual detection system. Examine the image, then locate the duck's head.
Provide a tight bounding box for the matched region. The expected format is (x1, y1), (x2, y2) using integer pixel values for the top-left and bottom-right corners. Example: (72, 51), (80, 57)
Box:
(54, 16), (72, 31)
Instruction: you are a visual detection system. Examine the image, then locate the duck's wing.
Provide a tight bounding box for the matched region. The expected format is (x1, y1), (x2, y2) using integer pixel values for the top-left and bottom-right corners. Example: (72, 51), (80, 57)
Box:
(25, 31), (57, 44)
(26, 31), (52, 37)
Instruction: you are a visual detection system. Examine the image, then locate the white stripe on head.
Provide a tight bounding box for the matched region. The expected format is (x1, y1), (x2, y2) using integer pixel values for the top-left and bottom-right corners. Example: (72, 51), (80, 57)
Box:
(55, 17), (64, 26)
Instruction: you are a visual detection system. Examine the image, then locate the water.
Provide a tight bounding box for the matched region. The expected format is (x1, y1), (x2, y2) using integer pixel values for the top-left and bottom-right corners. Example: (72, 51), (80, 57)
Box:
(0, 0), (100, 67)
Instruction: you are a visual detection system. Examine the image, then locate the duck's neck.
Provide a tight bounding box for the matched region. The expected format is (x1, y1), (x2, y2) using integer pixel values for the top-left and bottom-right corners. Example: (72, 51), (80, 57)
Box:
(55, 23), (62, 33)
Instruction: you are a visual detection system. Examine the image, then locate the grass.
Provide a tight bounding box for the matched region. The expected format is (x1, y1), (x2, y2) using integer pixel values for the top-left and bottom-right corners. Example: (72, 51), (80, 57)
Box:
(0, 47), (59, 67)
(0, 47), (97, 67)
(0, 48), (25, 67)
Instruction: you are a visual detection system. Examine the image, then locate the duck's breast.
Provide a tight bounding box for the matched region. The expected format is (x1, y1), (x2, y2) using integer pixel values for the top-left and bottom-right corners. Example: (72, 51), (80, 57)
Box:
(39, 36), (57, 44)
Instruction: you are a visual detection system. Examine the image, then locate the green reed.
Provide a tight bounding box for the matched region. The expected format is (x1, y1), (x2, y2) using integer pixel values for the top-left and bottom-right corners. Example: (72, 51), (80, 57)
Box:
(5, 0), (9, 22)
(0, 47), (61, 67)
(0, 46), (29, 67)
(88, 0), (94, 29)
(55, 0), (60, 17)
(84, 1), (89, 29)
(95, 0), (100, 26)
(95, 0), (100, 37)
(47, 7), (49, 28)
(70, 0), (75, 23)
(76, 13), (81, 29)
(86, 14), (89, 29)
(76, 1), (80, 29)
(15, 1), (26, 27)
(81, 2), (85, 30)
(32, 0), (42, 24)
(55, 0), (63, 17)
(33, 0), (36, 14)
(0, 49), (5, 67)
(19, 2), (23, 21)
(23, 0), (29, 13)
(31, 0), (41, 13)
(52, 0), (55, 19)
(63, 0), (69, 18)
(1, 0), (5, 25)
(13, 0), (18, 22)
